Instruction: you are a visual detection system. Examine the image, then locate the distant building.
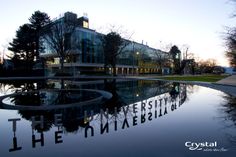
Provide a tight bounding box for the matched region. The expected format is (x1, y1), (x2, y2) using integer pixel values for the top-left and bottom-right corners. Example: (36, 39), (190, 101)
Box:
(223, 67), (235, 74)
(212, 66), (225, 74)
(40, 12), (170, 76)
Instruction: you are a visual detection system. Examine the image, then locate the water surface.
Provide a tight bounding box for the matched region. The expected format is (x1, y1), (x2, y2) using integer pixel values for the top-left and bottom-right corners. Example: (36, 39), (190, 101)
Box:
(0, 79), (235, 157)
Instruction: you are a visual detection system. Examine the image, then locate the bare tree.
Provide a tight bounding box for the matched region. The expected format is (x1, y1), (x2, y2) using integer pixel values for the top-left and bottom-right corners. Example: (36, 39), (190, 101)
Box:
(158, 41), (173, 52)
(226, 28), (236, 70)
(181, 44), (189, 60)
(197, 58), (217, 73)
(224, 1), (236, 70)
(153, 50), (170, 75)
(42, 13), (77, 71)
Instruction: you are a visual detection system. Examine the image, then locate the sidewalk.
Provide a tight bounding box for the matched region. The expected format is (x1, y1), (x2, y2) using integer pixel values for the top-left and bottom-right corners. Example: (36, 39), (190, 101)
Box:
(215, 75), (236, 86)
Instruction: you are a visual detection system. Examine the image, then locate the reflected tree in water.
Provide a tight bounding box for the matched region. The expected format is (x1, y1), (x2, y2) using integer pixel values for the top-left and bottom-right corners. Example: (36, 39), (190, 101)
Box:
(221, 94), (236, 146)
(61, 108), (84, 133)
(19, 110), (54, 132)
(4, 81), (53, 132)
(102, 79), (126, 113)
(169, 82), (180, 100)
(1, 79), (191, 135)
(220, 95), (236, 126)
(0, 83), (15, 95)
(10, 82), (41, 106)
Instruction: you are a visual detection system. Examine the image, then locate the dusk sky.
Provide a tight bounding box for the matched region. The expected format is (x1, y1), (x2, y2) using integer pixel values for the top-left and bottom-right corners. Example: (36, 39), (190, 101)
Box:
(0, 0), (236, 66)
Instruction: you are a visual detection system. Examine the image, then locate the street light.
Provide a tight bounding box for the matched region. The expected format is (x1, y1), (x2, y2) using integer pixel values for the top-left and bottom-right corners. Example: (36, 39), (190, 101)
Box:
(132, 41), (140, 75)
(132, 41), (135, 75)
(133, 51), (140, 75)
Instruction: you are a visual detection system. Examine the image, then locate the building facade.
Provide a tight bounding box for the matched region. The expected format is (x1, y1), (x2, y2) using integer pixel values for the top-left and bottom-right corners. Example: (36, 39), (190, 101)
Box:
(40, 12), (170, 76)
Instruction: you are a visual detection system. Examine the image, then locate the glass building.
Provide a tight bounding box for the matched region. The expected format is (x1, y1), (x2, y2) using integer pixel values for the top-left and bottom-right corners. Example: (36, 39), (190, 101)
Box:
(40, 12), (171, 76)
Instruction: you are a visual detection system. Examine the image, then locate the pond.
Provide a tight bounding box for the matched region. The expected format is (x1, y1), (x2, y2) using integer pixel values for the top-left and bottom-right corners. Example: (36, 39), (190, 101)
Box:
(0, 79), (235, 157)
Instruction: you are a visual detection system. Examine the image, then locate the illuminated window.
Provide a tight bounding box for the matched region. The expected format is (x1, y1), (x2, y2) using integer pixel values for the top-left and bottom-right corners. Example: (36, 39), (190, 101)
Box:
(54, 58), (60, 64)
(83, 21), (89, 28)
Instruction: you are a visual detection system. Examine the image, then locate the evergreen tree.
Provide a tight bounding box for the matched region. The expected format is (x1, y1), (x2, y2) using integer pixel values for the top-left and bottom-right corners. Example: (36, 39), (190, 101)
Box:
(8, 24), (35, 64)
(8, 11), (50, 71)
(29, 11), (50, 60)
(41, 13), (77, 72)
(169, 45), (181, 74)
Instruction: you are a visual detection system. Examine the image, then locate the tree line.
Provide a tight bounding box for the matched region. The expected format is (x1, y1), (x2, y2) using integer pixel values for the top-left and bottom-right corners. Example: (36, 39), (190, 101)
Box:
(225, 0), (236, 71)
(0, 11), (50, 76)
(226, 27), (236, 71)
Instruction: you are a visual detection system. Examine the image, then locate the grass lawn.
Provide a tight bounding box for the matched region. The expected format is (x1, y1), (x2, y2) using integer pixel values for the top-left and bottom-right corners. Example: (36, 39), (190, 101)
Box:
(155, 74), (228, 83)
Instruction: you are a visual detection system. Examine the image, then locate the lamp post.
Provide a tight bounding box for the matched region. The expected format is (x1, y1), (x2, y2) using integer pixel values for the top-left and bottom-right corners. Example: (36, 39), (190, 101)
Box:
(133, 52), (139, 75)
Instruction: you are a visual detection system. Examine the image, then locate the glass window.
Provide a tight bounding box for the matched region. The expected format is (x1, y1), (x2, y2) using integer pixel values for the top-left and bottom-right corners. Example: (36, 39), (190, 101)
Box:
(83, 21), (89, 28)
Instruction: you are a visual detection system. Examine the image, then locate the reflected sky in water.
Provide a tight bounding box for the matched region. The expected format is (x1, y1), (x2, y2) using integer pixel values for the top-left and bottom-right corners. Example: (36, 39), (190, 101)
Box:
(0, 79), (235, 157)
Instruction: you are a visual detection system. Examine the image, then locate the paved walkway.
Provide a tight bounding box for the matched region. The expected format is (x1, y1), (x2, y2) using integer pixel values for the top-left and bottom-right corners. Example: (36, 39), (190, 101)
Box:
(216, 75), (236, 86)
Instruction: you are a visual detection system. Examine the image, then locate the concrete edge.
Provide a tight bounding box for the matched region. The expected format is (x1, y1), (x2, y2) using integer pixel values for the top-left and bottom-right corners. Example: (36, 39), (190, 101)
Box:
(0, 89), (113, 110)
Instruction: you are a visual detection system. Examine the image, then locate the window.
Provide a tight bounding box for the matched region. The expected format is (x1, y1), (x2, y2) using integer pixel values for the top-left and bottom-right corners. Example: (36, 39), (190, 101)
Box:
(83, 21), (89, 28)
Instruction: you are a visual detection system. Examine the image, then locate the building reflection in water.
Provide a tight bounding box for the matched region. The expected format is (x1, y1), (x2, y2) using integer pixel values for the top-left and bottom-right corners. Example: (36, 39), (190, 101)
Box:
(0, 79), (191, 152)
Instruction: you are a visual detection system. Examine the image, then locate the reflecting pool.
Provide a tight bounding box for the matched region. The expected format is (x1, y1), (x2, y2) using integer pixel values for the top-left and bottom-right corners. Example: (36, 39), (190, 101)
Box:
(0, 79), (235, 157)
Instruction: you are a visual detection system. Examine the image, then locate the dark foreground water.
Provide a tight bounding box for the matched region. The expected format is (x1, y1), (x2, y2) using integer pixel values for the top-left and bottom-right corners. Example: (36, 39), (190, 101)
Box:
(0, 79), (235, 157)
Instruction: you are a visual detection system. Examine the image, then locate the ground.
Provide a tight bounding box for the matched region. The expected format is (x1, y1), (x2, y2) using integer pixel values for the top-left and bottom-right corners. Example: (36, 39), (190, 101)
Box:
(154, 74), (228, 83)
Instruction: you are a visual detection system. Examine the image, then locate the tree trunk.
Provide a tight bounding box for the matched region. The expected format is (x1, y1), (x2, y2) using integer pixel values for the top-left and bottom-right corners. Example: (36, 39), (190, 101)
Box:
(104, 64), (108, 74)
(60, 57), (64, 70)
(35, 31), (39, 61)
(160, 62), (163, 75)
(112, 57), (117, 76)
(61, 79), (65, 89)
(112, 65), (116, 76)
